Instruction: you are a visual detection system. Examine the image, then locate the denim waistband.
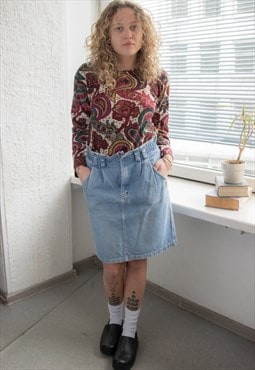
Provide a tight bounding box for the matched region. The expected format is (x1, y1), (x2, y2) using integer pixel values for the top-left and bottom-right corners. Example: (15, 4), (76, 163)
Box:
(86, 137), (159, 168)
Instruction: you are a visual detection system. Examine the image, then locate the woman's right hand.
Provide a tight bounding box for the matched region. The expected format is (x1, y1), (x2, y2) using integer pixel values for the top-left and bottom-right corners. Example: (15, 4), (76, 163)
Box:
(76, 165), (91, 184)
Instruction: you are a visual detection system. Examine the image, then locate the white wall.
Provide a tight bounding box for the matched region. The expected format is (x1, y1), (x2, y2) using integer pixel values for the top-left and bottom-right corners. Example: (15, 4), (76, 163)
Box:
(72, 191), (255, 329)
(148, 213), (255, 329)
(65, 0), (98, 262)
(0, 0), (73, 295)
(0, 0), (99, 296)
(72, 189), (95, 263)
(65, 0), (98, 108)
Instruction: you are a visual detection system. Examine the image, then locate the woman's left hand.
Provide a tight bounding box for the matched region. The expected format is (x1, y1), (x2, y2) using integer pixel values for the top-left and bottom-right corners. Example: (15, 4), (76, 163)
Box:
(154, 157), (172, 177)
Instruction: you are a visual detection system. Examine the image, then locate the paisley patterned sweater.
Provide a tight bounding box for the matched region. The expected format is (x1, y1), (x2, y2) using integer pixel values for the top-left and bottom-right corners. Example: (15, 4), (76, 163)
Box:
(72, 63), (173, 169)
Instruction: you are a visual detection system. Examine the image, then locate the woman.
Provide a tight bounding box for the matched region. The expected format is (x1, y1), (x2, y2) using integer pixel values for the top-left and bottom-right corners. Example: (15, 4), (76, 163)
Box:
(72, 1), (176, 369)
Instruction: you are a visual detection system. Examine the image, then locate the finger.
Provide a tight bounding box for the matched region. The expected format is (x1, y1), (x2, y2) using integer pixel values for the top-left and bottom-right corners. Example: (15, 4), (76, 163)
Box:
(154, 162), (161, 171)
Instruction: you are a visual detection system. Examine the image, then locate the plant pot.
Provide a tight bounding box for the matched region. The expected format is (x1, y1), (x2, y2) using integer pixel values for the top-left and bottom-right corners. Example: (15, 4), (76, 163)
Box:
(221, 160), (245, 184)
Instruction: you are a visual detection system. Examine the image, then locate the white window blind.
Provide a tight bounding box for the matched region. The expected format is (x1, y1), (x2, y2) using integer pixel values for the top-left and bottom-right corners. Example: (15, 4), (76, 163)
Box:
(137, 0), (255, 149)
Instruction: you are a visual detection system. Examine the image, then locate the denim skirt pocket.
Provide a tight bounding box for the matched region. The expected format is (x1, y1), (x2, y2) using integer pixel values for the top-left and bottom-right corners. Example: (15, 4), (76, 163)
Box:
(147, 151), (167, 181)
(81, 174), (89, 190)
(151, 162), (167, 181)
(82, 167), (93, 192)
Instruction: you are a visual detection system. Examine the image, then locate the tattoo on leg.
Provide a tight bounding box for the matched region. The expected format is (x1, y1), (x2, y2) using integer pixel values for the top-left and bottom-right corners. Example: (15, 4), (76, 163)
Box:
(107, 278), (122, 306)
(126, 291), (139, 311)
(109, 293), (122, 306)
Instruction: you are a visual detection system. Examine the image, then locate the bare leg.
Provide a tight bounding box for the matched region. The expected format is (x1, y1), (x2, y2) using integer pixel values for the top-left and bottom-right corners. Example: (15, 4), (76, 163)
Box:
(124, 259), (147, 310)
(103, 262), (126, 306)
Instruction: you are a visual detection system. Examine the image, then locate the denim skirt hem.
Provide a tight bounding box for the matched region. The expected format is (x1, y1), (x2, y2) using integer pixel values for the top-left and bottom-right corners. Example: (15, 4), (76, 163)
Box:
(82, 138), (177, 263)
(96, 241), (175, 264)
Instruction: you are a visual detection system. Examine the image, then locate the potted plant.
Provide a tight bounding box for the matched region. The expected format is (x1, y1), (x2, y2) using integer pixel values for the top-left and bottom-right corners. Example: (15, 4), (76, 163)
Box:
(222, 105), (255, 184)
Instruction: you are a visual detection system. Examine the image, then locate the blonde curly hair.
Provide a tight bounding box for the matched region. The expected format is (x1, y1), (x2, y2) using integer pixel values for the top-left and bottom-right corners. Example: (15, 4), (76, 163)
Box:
(86, 0), (161, 88)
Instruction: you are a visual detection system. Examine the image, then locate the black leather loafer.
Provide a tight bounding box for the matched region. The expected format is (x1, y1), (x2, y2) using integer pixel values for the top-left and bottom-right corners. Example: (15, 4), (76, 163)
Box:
(112, 333), (138, 370)
(100, 323), (123, 356)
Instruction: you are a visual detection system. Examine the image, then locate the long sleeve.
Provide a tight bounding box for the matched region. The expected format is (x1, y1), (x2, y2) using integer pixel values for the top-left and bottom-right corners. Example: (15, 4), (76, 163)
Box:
(71, 65), (91, 169)
(152, 70), (173, 158)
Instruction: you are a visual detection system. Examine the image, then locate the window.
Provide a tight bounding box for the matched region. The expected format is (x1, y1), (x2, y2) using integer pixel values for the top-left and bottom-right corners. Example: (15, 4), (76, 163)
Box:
(169, 43), (187, 74)
(235, 40), (255, 73)
(200, 42), (220, 74)
(171, 0), (188, 18)
(137, 0), (255, 180)
(204, 0), (221, 17)
(237, 0), (255, 14)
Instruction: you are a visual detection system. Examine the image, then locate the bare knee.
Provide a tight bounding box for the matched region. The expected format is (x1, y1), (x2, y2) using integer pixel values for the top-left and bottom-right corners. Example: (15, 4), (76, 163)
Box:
(127, 259), (147, 273)
(103, 262), (126, 281)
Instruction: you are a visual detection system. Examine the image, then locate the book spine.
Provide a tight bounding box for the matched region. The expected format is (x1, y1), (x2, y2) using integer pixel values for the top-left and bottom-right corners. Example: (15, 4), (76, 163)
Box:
(205, 195), (239, 210)
(217, 187), (252, 197)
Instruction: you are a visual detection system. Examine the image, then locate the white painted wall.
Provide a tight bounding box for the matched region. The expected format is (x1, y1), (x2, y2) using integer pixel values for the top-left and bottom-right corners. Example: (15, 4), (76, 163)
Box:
(72, 189), (255, 329)
(0, 0), (99, 296)
(65, 0), (98, 108)
(65, 0), (98, 262)
(72, 189), (95, 263)
(0, 0), (73, 295)
(148, 213), (255, 330)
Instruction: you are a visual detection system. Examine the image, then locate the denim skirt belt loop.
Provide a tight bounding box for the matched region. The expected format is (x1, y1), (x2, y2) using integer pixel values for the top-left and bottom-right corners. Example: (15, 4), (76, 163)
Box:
(82, 138), (177, 263)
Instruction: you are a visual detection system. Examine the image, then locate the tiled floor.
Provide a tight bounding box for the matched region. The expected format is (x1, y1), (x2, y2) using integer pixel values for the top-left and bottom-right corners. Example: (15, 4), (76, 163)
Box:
(0, 261), (254, 370)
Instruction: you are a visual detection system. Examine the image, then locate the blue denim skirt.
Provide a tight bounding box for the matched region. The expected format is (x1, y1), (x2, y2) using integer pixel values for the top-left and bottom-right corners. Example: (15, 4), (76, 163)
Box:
(82, 138), (177, 263)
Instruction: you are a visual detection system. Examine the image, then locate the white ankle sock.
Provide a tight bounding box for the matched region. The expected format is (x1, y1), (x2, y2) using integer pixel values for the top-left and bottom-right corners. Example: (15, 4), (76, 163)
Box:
(108, 302), (124, 325)
(122, 306), (141, 338)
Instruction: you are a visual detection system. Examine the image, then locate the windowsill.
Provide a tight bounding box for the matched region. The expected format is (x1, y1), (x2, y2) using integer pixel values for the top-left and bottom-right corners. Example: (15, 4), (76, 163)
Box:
(171, 139), (255, 180)
(166, 176), (254, 235)
(71, 176), (255, 235)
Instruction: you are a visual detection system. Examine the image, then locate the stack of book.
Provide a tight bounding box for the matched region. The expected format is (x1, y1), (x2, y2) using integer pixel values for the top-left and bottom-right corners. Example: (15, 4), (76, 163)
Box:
(205, 176), (252, 211)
